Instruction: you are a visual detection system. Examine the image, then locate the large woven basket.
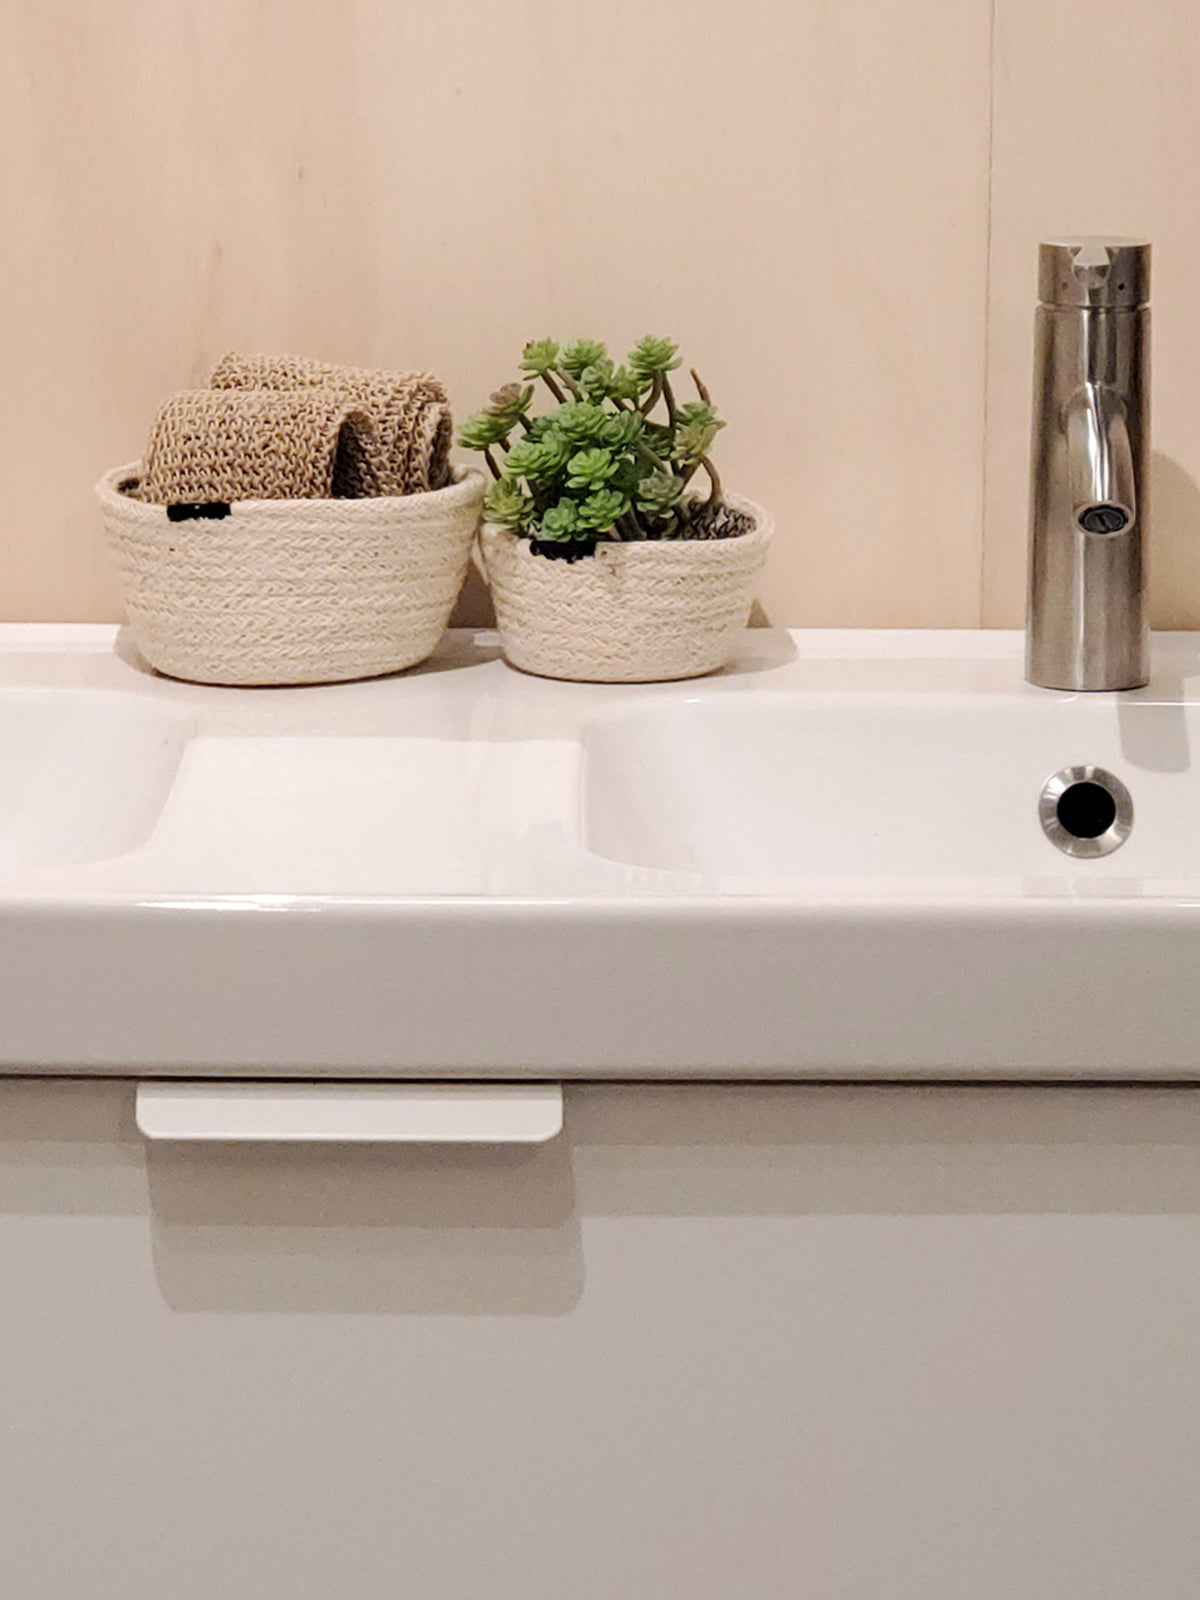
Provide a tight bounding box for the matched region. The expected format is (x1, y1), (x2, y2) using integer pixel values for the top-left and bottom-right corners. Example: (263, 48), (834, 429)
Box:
(97, 464), (485, 686)
(479, 493), (772, 682)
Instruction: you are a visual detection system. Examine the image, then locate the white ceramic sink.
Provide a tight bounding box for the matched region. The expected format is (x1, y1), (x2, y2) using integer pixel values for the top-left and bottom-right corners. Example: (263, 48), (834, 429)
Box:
(2, 624), (1200, 1082)
(141, 733), (578, 895)
(0, 689), (188, 866)
(582, 692), (1194, 888)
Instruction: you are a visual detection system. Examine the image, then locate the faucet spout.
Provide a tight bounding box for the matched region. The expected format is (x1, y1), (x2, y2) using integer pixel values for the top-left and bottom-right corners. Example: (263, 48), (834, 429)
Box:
(1066, 382), (1136, 537)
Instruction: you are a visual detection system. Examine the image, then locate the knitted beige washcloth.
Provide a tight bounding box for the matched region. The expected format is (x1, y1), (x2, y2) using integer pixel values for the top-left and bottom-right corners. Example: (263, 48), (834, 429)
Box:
(211, 352), (452, 494)
(140, 388), (381, 505)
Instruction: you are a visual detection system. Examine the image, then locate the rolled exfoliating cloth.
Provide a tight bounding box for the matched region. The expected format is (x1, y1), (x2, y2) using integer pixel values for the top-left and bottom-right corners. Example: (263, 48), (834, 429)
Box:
(210, 351), (453, 494)
(139, 388), (381, 505)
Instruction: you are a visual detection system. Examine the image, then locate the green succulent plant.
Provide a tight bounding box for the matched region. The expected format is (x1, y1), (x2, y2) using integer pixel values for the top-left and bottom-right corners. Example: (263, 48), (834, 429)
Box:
(566, 448), (618, 491)
(458, 335), (727, 552)
(483, 478), (534, 529)
(559, 338), (609, 379)
(602, 409), (645, 447)
(503, 434), (569, 483)
(519, 339), (561, 376)
(609, 365), (645, 403)
(554, 400), (610, 444)
(541, 499), (581, 539)
(577, 489), (631, 530)
(484, 383), (534, 425)
(457, 412), (513, 451)
(636, 471), (684, 518)
(628, 335), (682, 379)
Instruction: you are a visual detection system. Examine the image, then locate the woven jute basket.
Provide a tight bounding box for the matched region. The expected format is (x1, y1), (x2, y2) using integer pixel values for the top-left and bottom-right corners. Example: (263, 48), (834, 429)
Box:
(96, 464), (485, 686)
(479, 493), (772, 682)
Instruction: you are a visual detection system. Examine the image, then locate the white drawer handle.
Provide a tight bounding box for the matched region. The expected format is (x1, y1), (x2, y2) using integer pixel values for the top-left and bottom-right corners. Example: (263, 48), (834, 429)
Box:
(135, 1082), (563, 1145)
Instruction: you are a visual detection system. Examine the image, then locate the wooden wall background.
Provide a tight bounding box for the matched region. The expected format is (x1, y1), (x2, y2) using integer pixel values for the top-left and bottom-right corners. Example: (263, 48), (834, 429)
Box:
(4, 0), (1198, 629)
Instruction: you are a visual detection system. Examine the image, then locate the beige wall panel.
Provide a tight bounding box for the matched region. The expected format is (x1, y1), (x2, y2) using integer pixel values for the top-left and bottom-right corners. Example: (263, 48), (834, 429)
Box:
(0, 0), (375, 622)
(984, 0), (1200, 628)
(364, 0), (993, 627)
(1, 0), (991, 627)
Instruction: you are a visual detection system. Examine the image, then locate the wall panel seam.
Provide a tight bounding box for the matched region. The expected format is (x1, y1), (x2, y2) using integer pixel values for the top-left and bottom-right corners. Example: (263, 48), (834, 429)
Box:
(979, 0), (1000, 628)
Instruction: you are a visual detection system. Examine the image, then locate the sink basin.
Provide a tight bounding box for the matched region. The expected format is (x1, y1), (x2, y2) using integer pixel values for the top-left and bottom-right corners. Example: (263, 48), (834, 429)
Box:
(2, 624), (1200, 1083)
(581, 691), (1194, 890)
(144, 732), (580, 895)
(0, 690), (189, 866)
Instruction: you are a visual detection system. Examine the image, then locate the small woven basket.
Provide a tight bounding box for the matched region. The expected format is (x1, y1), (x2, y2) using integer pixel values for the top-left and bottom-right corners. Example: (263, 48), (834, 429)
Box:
(479, 493), (772, 682)
(97, 464), (485, 686)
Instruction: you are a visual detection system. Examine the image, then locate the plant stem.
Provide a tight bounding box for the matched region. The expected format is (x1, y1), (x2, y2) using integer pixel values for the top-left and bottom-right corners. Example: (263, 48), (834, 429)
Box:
(484, 448), (502, 481)
(691, 367), (712, 405)
(556, 367), (581, 398)
(623, 505), (650, 538)
(699, 454), (722, 503)
(662, 373), (677, 427)
(640, 373), (663, 416)
(539, 371), (567, 404)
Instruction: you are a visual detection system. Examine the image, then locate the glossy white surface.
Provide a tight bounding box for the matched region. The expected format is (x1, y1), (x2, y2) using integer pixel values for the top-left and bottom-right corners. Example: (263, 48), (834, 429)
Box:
(5, 623), (1200, 1079)
(0, 689), (189, 867)
(135, 1082), (563, 1143)
(582, 692), (1199, 886)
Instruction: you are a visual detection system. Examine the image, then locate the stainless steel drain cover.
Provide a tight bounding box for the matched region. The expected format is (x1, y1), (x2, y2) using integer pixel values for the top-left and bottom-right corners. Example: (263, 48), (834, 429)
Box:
(1039, 765), (1133, 858)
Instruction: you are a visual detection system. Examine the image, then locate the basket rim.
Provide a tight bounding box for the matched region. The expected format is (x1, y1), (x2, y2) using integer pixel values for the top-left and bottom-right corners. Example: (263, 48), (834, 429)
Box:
(95, 460), (486, 519)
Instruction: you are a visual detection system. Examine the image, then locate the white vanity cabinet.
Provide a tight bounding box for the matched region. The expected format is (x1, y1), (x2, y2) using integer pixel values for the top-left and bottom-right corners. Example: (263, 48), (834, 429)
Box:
(2, 1079), (1198, 1600)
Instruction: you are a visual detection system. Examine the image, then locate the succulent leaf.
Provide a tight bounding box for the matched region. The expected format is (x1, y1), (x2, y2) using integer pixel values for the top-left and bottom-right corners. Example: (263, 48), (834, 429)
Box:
(520, 339), (561, 375)
(484, 478), (534, 530)
(554, 401), (610, 444)
(578, 358), (617, 401)
(673, 400), (723, 432)
(602, 410), (645, 447)
(504, 433), (570, 484)
(457, 412), (512, 450)
(641, 422), (675, 459)
(485, 382), (534, 422)
(672, 420), (721, 462)
(576, 488), (631, 532)
(610, 365), (647, 401)
(559, 338), (608, 378)
(636, 472), (684, 517)
(566, 447), (618, 491)
(628, 335), (681, 378)
(540, 499), (582, 539)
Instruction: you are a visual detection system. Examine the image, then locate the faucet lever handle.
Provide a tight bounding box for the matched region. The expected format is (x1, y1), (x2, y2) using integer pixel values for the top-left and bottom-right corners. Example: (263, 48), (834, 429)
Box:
(1038, 237), (1150, 309)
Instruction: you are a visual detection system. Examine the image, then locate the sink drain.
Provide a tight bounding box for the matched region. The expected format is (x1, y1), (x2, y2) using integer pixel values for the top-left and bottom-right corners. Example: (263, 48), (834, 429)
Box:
(1039, 766), (1133, 858)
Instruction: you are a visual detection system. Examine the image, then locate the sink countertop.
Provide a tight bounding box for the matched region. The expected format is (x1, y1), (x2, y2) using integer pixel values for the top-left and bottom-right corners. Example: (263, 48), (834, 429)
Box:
(4, 623), (1200, 1080)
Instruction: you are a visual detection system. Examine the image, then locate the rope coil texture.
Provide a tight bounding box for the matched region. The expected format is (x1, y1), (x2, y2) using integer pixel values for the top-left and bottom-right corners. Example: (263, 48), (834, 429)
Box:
(479, 494), (772, 682)
(98, 463), (485, 686)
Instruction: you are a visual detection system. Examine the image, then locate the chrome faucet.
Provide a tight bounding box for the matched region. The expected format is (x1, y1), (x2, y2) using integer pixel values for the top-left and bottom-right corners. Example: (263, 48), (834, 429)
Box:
(1026, 237), (1151, 690)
